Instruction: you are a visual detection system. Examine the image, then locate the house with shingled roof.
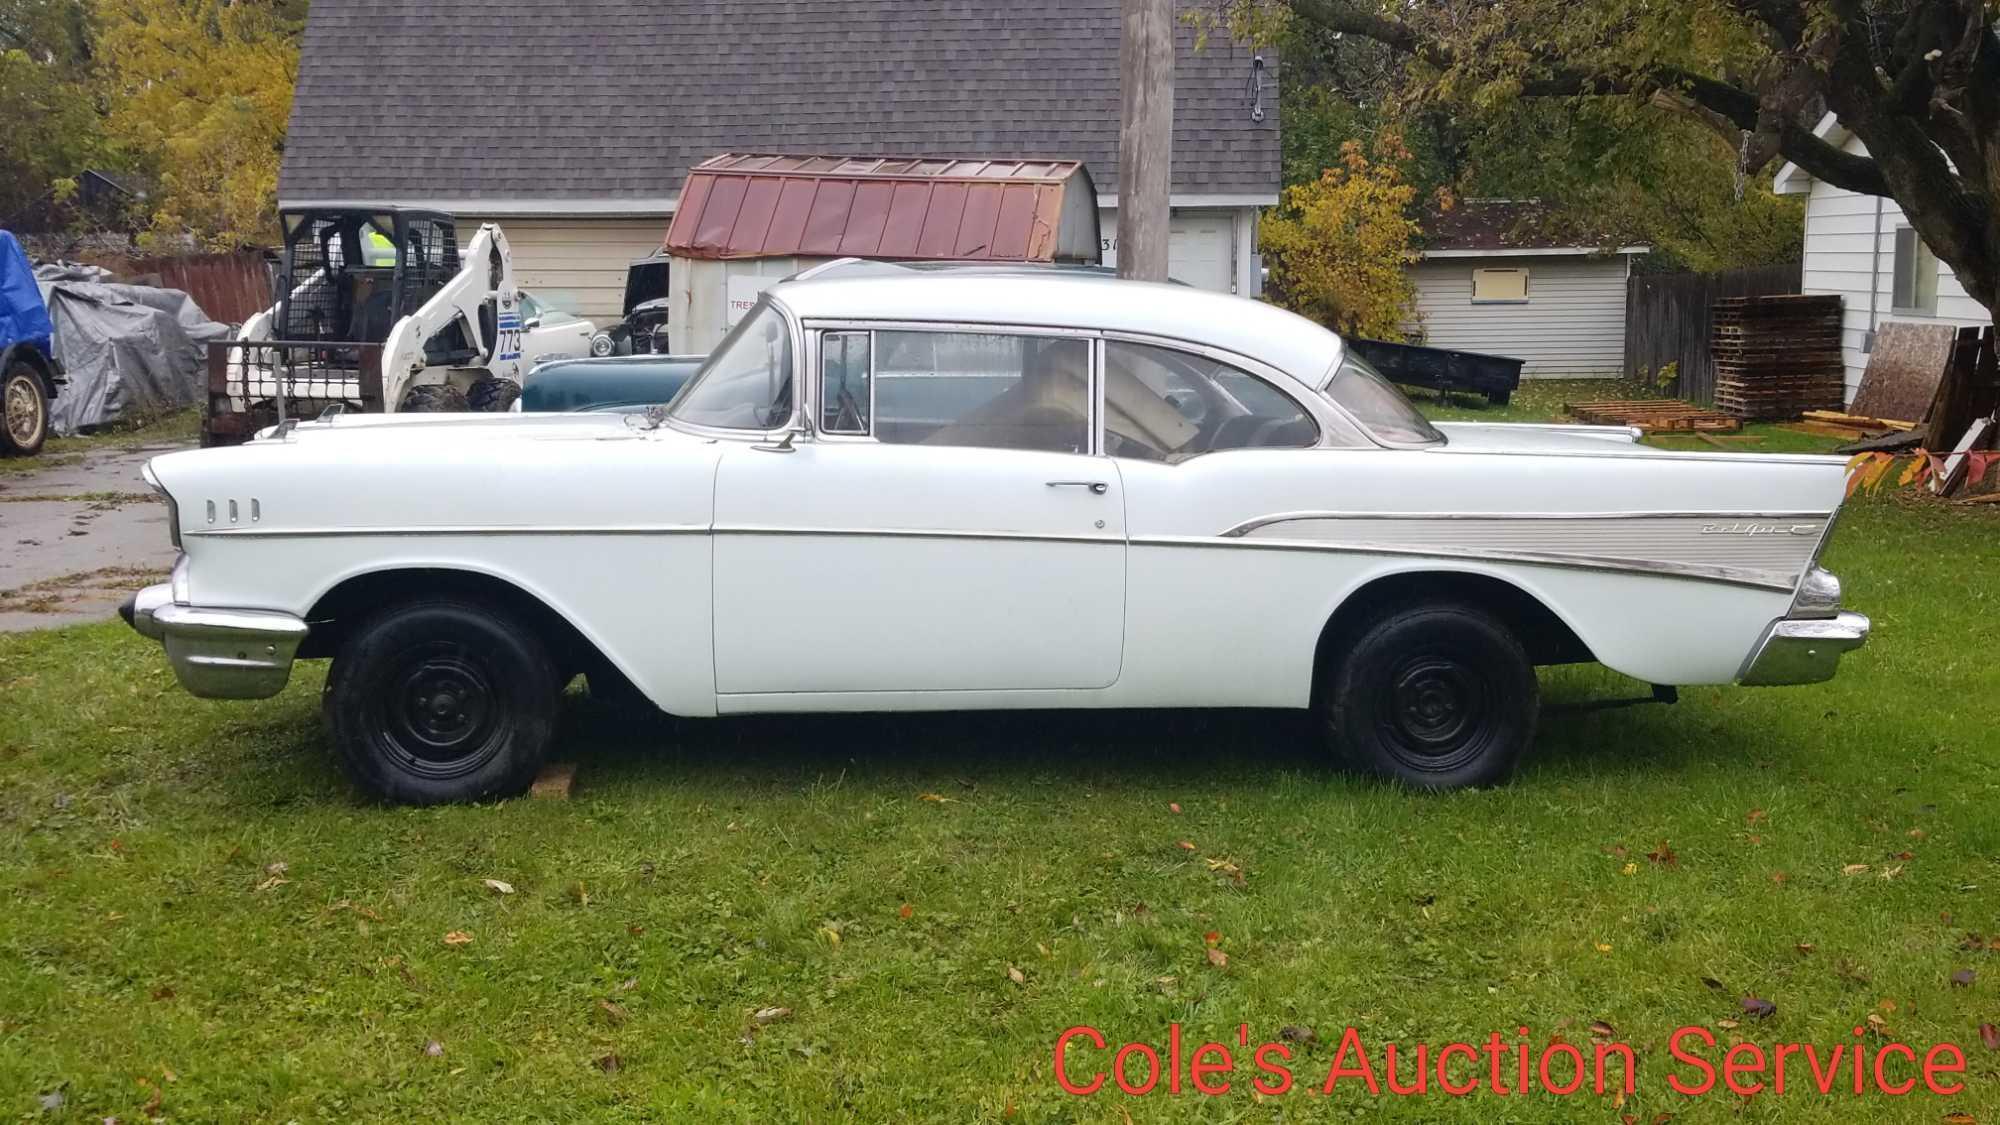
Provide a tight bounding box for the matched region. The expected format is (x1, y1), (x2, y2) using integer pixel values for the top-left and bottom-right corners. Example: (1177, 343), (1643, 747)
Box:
(278, 0), (1280, 323)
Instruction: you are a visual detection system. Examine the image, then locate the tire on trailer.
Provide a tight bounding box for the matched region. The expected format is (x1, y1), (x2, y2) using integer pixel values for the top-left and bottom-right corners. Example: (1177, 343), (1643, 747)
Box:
(1, 360), (50, 457)
(1321, 600), (1539, 790)
(399, 382), (469, 412)
(466, 376), (521, 412)
(323, 598), (561, 804)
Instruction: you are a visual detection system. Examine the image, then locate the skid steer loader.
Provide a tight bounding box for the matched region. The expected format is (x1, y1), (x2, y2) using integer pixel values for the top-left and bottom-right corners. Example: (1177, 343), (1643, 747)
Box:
(204, 207), (531, 445)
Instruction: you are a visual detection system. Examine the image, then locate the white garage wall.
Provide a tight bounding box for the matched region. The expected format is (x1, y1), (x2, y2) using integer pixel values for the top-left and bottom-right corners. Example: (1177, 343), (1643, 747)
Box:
(1406, 255), (1631, 378)
(1097, 207), (1254, 294)
(1795, 131), (1989, 399)
(459, 216), (670, 325)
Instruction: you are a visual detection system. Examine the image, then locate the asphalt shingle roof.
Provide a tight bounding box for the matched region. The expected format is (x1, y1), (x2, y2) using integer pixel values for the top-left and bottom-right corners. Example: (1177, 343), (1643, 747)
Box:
(279, 1), (1279, 206)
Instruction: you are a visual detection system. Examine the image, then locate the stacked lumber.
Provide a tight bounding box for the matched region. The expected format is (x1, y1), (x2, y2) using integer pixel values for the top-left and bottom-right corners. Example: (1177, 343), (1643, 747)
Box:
(1710, 294), (1845, 420)
(1567, 399), (1742, 432)
(1787, 410), (1919, 441)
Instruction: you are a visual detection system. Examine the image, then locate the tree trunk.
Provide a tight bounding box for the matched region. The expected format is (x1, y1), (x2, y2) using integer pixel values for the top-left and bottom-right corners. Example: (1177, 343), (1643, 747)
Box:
(1117, 0), (1173, 282)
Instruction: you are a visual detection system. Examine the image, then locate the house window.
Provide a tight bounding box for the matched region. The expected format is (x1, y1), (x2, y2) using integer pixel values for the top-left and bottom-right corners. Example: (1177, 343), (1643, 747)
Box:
(1891, 227), (1939, 315)
(1471, 268), (1529, 303)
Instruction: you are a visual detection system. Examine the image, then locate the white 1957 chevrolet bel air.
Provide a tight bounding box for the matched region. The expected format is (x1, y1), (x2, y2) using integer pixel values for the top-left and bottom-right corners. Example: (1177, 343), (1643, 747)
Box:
(122, 260), (1869, 804)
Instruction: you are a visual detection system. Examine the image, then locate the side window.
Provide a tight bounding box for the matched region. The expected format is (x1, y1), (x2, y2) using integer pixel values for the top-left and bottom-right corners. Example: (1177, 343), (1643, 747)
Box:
(516, 292), (543, 321)
(820, 330), (871, 434)
(1103, 341), (1318, 462)
(872, 330), (1090, 454)
(1471, 268), (1529, 303)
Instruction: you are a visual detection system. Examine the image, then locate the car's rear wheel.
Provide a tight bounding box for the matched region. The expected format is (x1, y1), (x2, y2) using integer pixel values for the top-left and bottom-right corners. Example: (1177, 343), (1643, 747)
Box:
(1322, 601), (1538, 789)
(324, 599), (559, 804)
(1, 361), (49, 456)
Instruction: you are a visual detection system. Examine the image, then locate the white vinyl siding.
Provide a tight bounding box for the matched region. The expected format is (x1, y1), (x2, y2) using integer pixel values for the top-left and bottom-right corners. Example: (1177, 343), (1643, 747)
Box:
(1406, 254), (1630, 378)
(458, 216), (669, 325)
(1793, 131), (1987, 399)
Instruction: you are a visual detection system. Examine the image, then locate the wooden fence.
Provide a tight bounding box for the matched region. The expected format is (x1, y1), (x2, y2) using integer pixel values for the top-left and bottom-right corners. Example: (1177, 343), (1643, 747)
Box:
(1624, 265), (1801, 405)
(121, 250), (273, 325)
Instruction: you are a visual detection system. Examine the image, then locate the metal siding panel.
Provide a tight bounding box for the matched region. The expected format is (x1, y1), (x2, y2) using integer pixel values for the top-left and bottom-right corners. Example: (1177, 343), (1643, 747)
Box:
(955, 183), (1005, 258)
(764, 178), (818, 254)
(876, 182), (932, 257)
(693, 175), (750, 254)
(732, 177), (785, 256)
(800, 180), (857, 256)
(839, 181), (897, 255)
(991, 185), (1039, 261)
(916, 183), (969, 258)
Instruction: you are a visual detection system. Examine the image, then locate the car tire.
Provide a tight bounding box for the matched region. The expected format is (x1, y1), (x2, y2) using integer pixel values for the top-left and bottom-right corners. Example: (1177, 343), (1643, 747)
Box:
(324, 599), (560, 804)
(466, 376), (521, 412)
(1, 361), (50, 457)
(399, 383), (469, 412)
(1322, 601), (1538, 790)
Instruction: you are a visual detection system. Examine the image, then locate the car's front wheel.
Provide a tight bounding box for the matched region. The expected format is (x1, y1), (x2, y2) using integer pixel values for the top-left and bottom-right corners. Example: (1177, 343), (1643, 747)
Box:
(1322, 601), (1538, 789)
(324, 599), (559, 804)
(1, 361), (49, 457)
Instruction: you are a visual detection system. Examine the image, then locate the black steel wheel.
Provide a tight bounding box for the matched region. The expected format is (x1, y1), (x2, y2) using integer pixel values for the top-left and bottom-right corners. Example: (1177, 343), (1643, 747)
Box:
(325, 599), (559, 804)
(0, 361), (49, 457)
(466, 376), (521, 412)
(1322, 601), (1537, 789)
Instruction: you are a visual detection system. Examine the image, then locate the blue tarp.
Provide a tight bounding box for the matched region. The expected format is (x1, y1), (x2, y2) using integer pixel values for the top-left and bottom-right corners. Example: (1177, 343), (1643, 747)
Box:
(0, 230), (55, 359)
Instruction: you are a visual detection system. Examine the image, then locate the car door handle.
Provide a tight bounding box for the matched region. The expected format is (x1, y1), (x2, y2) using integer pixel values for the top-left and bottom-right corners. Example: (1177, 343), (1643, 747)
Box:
(1046, 480), (1109, 495)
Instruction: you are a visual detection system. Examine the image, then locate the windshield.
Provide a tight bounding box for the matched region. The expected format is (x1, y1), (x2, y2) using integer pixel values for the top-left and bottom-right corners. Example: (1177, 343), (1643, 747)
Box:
(1326, 352), (1445, 445)
(667, 302), (794, 430)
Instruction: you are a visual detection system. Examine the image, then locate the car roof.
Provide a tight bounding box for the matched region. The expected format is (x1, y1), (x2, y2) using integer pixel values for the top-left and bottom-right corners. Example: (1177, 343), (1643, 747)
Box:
(766, 265), (1345, 384)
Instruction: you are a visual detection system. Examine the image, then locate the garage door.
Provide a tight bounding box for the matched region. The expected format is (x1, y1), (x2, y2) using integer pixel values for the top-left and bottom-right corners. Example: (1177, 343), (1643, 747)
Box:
(1167, 212), (1235, 293)
(457, 217), (669, 325)
(1096, 209), (1239, 293)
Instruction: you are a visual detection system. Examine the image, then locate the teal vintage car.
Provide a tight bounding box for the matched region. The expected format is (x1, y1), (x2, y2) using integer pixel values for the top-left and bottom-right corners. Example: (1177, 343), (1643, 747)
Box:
(516, 354), (705, 414)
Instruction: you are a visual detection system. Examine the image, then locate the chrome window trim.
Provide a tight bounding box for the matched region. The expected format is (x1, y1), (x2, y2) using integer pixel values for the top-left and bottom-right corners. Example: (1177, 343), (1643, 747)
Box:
(186, 524), (711, 538)
(1098, 328), (1368, 449)
(816, 328), (875, 437)
(663, 295), (806, 443)
(1097, 334), (1326, 459)
(795, 319), (1101, 456)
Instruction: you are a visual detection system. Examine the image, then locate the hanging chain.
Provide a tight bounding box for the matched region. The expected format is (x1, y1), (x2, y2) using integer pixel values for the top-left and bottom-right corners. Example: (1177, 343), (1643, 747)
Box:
(1734, 129), (1752, 203)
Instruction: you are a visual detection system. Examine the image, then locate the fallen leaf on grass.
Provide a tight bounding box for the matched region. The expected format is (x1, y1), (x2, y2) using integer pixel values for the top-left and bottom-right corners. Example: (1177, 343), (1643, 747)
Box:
(1279, 1025), (1314, 1044)
(1176, 841), (1196, 851)
(917, 792), (955, 803)
(1168, 802), (1182, 814)
(594, 1053), (621, 1073)
(1979, 1023), (1998, 1051)
(1941, 1113), (1975, 1125)
(1206, 947), (1228, 968)
(752, 1006), (792, 1025)
(1950, 969), (1976, 988)
(1747, 809), (1767, 826)
(422, 1040), (444, 1057)
(1203, 930), (1221, 947)
(1621, 862), (1639, 876)
(1879, 865), (1905, 880)
(1589, 1020), (1615, 1040)
(138, 1077), (161, 1117)
(1795, 943), (1815, 955)
(1595, 943), (1613, 954)
(263, 861), (288, 877)
(442, 931), (472, 946)
(1716, 1019), (1740, 1030)
(598, 999), (630, 1026)
(482, 879), (515, 895)
(1007, 966), (1026, 985)
(149, 986), (174, 1001)
(253, 875), (289, 892)
(1646, 842), (1679, 867)
(618, 977), (638, 992)
(1842, 864), (1871, 876)
(1741, 996), (1777, 1019)
(1701, 976), (1726, 991)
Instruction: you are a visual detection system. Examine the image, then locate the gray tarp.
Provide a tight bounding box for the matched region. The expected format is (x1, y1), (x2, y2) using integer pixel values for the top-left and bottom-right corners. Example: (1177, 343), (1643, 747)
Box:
(33, 272), (231, 436)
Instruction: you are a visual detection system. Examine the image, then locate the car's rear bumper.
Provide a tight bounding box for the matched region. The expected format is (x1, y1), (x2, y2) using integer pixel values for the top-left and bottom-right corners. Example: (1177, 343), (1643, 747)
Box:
(121, 582), (309, 699)
(1738, 610), (1870, 686)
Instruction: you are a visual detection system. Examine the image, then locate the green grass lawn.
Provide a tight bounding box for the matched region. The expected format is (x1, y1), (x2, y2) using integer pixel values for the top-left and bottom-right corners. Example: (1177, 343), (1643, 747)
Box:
(3, 391), (1997, 1121)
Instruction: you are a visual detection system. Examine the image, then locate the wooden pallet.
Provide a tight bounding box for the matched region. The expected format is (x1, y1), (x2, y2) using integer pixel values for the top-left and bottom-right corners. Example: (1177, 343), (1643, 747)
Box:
(1566, 399), (1743, 432)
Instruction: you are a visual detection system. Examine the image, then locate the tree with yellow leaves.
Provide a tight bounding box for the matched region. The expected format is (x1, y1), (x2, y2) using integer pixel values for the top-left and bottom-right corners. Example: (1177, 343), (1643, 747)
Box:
(1259, 135), (1422, 341)
(93, 0), (303, 250)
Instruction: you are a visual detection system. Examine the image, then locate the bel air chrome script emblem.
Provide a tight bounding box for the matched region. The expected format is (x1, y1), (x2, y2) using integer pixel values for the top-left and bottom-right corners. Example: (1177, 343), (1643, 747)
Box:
(1700, 522), (1819, 536)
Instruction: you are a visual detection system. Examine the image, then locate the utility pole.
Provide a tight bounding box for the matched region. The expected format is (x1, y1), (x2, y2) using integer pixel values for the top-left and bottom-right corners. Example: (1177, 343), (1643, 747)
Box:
(1117, 0), (1173, 282)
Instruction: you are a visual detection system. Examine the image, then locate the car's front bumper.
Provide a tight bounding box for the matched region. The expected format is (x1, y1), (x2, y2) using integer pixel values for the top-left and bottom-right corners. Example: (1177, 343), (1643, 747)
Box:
(1738, 609), (1871, 686)
(121, 582), (309, 699)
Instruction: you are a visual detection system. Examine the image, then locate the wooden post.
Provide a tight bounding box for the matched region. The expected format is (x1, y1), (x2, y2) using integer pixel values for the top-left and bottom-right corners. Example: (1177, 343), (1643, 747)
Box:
(1117, 0), (1173, 282)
